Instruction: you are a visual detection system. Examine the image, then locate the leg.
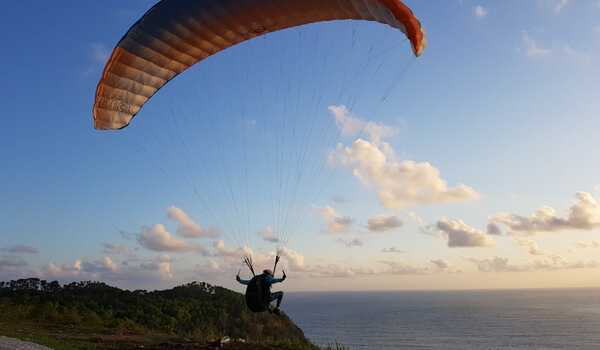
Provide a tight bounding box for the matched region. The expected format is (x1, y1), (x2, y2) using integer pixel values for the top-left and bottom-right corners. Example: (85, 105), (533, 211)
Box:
(270, 291), (284, 308)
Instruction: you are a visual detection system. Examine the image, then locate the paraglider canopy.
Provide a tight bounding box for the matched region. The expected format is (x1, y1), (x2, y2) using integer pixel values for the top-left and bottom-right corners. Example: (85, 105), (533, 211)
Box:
(92, 0), (426, 130)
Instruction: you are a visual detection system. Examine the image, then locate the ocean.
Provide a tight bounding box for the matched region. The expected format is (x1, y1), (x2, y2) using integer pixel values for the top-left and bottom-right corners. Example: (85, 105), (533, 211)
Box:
(285, 289), (600, 349)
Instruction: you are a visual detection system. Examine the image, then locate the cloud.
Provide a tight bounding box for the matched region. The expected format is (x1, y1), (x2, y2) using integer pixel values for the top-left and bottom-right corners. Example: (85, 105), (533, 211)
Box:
(46, 257), (119, 278)
(90, 43), (109, 64)
(367, 215), (403, 232)
(331, 139), (479, 209)
(140, 255), (174, 280)
(332, 195), (350, 204)
(81, 257), (118, 274)
(319, 206), (353, 233)
(83, 43), (110, 76)
(102, 243), (135, 256)
(430, 259), (449, 270)
(1, 245), (38, 254)
(44, 255), (175, 286)
(491, 192), (600, 234)
(277, 247), (306, 271)
(467, 254), (600, 273)
(45, 260), (82, 278)
(522, 32), (551, 57)
(377, 261), (431, 275)
(195, 259), (225, 275)
(435, 219), (495, 247)
(306, 264), (376, 278)
(486, 223), (503, 235)
(329, 105), (398, 144)
(213, 240), (249, 258)
(381, 247), (405, 254)
(337, 238), (364, 247)
(554, 0), (570, 13)
(408, 212), (425, 225)
(467, 256), (523, 272)
(473, 5), (488, 19)
(515, 238), (547, 256)
(0, 256), (28, 271)
(576, 240), (600, 249)
(138, 224), (206, 253)
(258, 226), (281, 243)
(562, 45), (591, 64)
(329, 106), (478, 210)
(167, 206), (219, 238)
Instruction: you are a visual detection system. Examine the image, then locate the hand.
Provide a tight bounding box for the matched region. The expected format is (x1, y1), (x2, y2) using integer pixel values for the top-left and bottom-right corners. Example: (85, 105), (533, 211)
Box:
(236, 273), (241, 282)
(282, 270), (287, 281)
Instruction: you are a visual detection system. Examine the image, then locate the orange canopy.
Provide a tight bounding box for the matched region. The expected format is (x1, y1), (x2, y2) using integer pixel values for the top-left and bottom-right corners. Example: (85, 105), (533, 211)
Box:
(93, 0), (426, 130)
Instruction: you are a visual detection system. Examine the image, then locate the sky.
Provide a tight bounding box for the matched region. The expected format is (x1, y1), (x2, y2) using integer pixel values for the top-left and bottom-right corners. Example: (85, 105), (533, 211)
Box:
(1, 0), (600, 292)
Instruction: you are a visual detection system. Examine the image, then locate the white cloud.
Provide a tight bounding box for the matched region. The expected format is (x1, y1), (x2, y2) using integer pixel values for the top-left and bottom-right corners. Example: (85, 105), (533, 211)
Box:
(81, 257), (118, 274)
(258, 226), (281, 243)
(1, 245), (38, 254)
(554, 0), (570, 13)
(329, 106), (478, 209)
(140, 255), (174, 280)
(562, 45), (592, 64)
(381, 247), (405, 254)
(45, 260), (82, 278)
(213, 240), (252, 259)
(195, 259), (225, 275)
(407, 212), (425, 225)
(515, 238), (547, 256)
(576, 240), (600, 249)
(367, 215), (403, 232)
(84, 43), (110, 76)
(491, 192), (600, 234)
(430, 259), (449, 270)
(377, 261), (431, 275)
(277, 247), (306, 271)
(319, 206), (353, 233)
(305, 259), (455, 278)
(435, 219), (495, 247)
(306, 264), (376, 278)
(337, 238), (364, 247)
(90, 43), (109, 64)
(467, 256), (523, 272)
(468, 254), (600, 273)
(331, 139), (479, 209)
(167, 206), (219, 239)
(329, 105), (398, 144)
(138, 224), (206, 253)
(44, 255), (175, 286)
(473, 5), (488, 19)
(522, 32), (551, 57)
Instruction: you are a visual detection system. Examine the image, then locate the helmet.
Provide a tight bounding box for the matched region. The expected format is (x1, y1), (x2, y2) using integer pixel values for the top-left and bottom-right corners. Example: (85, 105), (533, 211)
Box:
(263, 269), (273, 276)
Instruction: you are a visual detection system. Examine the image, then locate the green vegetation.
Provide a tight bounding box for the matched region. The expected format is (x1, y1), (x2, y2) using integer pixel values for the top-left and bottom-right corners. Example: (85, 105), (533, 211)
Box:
(0, 278), (336, 350)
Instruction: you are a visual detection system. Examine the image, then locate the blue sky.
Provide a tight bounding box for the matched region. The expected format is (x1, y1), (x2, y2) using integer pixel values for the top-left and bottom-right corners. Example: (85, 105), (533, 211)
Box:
(1, 0), (600, 291)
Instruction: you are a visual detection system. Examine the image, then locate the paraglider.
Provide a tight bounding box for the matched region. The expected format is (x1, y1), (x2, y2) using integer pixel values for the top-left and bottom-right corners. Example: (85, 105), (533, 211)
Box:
(237, 256), (287, 315)
(92, 0), (425, 130)
(92, 0), (426, 314)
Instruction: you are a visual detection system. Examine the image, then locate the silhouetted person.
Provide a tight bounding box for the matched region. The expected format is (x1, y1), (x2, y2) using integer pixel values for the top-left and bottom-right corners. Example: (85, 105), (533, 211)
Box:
(237, 268), (286, 314)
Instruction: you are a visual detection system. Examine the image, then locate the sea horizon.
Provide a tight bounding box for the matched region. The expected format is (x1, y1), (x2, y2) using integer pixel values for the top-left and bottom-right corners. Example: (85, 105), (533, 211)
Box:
(286, 288), (600, 349)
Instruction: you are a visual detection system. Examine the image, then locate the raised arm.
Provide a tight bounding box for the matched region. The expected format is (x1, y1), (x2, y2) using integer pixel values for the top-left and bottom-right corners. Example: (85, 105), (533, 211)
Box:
(236, 274), (250, 285)
(270, 270), (287, 284)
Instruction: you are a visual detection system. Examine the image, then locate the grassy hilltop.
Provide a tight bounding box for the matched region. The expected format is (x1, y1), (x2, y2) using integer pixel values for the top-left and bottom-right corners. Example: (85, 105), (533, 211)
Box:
(0, 278), (341, 350)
